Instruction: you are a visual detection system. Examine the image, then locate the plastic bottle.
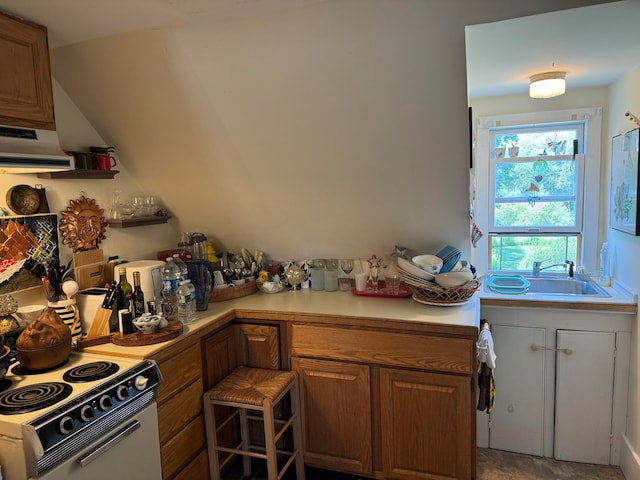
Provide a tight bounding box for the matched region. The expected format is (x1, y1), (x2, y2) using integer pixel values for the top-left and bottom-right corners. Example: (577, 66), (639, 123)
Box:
(176, 279), (196, 324)
(172, 253), (189, 282)
(161, 257), (181, 320)
(599, 242), (611, 287)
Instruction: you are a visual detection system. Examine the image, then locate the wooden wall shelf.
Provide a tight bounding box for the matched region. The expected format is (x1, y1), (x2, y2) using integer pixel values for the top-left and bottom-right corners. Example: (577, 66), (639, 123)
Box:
(37, 170), (119, 179)
(108, 216), (171, 228)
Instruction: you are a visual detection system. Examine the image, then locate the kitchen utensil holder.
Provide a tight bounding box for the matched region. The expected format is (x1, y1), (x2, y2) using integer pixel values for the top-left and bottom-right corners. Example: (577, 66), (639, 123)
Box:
(211, 280), (257, 302)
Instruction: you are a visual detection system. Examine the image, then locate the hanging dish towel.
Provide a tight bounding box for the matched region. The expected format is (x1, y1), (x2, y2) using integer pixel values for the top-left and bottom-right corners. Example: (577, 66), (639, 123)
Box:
(476, 320), (497, 412)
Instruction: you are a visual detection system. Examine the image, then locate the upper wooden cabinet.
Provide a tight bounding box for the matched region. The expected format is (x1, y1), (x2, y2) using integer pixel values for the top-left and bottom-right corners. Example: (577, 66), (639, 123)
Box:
(0, 11), (55, 130)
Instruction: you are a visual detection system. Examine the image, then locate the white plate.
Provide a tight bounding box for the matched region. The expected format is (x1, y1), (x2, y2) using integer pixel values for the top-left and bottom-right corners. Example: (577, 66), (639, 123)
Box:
(398, 270), (437, 286)
(397, 257), (435, 281)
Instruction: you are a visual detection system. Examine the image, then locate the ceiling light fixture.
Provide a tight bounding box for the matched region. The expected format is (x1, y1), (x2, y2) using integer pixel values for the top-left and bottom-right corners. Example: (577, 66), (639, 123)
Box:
(529, 71), (566, 99)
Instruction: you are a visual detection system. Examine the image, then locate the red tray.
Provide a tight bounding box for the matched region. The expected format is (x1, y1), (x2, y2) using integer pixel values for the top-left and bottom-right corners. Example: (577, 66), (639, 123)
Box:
(351, 286), (412, 298)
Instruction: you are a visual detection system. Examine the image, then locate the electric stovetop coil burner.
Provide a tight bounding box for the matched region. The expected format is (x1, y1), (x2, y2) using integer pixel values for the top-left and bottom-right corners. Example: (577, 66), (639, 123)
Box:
(0, 382), (73, 415)
(63, 361), (119, 383)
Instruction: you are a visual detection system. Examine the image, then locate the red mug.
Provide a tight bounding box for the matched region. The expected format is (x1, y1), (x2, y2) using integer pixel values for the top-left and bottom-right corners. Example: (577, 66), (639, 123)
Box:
(93, 153), (117, 171)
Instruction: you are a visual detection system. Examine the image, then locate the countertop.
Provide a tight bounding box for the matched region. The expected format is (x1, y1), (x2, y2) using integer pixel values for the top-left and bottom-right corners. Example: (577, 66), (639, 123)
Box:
(80, 288), (480, 359)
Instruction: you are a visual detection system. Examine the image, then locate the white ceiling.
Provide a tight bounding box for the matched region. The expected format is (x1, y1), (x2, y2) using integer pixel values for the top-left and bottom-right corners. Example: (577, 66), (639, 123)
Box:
(0, 0), (636, 99)
(466, 0), (640, 99)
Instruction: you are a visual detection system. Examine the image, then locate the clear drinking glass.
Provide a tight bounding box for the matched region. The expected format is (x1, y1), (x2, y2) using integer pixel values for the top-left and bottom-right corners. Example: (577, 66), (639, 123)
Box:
(338, 259), (354, 291)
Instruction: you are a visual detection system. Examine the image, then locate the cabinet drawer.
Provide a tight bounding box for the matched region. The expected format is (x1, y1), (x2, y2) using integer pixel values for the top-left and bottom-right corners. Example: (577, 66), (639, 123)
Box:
(290, 324), (473, 375)
(172, 449), (209, 480)
(156, 341), (202, 405)
(160, 413), (206, 479)
(158, 377), (203, 446)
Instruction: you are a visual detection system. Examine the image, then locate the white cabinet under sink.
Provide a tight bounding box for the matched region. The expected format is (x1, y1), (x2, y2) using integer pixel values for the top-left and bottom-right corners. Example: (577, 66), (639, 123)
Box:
(477, 306), (632, 466)
(486, 325), (546, 456)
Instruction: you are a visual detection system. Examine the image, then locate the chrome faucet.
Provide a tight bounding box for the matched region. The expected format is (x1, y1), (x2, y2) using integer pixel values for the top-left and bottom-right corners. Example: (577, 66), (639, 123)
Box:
(532, 260), (575, 278)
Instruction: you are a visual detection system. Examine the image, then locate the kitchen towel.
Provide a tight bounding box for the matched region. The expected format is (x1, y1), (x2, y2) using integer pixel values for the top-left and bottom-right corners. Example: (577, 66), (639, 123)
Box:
(476, 320), (497, 413)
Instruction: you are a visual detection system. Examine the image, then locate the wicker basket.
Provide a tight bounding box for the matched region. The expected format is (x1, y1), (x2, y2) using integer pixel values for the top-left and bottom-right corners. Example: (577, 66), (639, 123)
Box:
(211, 280), (258, 302)
(405, 279), (481, 305)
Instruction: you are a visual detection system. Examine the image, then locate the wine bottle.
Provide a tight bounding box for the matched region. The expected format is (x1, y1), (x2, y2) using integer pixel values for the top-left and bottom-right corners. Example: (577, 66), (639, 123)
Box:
(132, 271), (145, 318)
(115, 267), (133, 313)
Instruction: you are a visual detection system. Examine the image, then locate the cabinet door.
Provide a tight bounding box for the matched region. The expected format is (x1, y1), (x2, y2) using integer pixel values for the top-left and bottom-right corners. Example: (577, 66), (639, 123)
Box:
(291, 357), (372, 476)
(555, 330), (615, 464)
(0, 12), (55, 129)
(488, 325), (546, 456)
(202, 325), (239, 390)
(238, 324), (280, 369)
(379, 368), (471, 480)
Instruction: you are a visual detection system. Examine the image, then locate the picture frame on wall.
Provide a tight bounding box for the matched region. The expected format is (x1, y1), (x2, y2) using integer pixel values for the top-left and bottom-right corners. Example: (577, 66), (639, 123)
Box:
(610, 128), (640, 235)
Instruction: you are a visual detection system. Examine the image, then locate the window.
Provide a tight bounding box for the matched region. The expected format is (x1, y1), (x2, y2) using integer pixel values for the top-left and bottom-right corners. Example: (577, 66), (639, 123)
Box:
(475, 108), (602, 275)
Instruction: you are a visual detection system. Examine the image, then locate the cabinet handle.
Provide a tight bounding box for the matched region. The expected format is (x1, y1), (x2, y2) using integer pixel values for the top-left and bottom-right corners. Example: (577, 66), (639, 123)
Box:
(530, 345), (573, 355)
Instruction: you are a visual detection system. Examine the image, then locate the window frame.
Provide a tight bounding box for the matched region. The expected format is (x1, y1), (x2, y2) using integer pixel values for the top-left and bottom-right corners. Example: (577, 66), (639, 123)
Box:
(474, 108), (602, 276)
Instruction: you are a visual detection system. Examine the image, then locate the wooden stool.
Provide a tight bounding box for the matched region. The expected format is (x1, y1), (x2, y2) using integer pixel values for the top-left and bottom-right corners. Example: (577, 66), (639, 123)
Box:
(203, 366), (305, 480)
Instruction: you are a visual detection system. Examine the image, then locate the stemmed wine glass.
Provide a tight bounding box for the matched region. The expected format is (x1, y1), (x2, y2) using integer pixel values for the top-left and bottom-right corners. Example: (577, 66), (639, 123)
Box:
(284, 264), (306, 292)
(339, 259), (354, 291)
(340, 259), (354, 276)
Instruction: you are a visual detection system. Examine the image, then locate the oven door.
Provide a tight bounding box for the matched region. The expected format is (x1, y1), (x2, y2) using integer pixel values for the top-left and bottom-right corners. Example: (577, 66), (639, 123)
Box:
(32, 402), (161, 480)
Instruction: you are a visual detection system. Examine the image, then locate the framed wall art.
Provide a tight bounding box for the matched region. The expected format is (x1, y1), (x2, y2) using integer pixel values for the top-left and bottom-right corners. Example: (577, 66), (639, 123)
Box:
(610, 128), (640, 235)
(0, 213), (60, 294)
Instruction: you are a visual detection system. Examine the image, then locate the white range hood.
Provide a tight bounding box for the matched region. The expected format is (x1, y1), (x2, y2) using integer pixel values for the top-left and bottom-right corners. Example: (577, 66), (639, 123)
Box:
(0, 124), (73, 173)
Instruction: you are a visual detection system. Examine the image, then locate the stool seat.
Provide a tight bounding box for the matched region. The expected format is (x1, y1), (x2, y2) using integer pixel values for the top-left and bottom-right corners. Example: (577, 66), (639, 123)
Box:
(203, 366), (305, 480)
(206, 366), (296, 406)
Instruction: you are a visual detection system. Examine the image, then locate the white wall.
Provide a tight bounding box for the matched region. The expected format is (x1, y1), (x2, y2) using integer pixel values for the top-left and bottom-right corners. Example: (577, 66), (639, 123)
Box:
(0, 79), (178, 269)
(47, 0), (601, 265)
(608, 63), (640, 479)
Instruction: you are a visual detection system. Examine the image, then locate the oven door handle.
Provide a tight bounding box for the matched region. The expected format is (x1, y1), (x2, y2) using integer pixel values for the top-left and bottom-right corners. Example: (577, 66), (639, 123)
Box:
(76, 419), (141, 468)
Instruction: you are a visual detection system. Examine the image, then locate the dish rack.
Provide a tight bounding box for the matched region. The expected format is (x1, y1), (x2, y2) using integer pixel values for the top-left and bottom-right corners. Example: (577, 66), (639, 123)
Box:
(404, 278), (481, 305)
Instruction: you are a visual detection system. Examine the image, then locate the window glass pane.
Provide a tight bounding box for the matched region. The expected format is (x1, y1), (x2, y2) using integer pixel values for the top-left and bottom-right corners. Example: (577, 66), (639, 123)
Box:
(493, 123), (581, 157)
(490, 235), (578, 271)
(494, 202), (576, 227)
(493, 158), (578, 228)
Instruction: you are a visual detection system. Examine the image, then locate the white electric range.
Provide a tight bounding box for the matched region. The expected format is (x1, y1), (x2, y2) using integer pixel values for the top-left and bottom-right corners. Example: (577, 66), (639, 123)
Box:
(0, 350), (163, 480)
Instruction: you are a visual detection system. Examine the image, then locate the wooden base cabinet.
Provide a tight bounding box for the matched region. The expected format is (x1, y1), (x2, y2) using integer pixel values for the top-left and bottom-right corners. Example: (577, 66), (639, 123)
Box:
(379, 368), (471, 480)
(289, 323), (476, 480)
(292, 357), (372, 476)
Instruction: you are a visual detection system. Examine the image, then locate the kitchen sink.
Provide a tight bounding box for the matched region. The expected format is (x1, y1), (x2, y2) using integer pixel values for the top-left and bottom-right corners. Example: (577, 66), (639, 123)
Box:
(484, 275), (611, 298)
(525, 277), (610, 296)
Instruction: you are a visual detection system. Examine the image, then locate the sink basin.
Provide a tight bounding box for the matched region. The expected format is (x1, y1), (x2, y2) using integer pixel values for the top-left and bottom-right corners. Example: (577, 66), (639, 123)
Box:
(525, 277), (610, 296)
(484, 276), (611, 297)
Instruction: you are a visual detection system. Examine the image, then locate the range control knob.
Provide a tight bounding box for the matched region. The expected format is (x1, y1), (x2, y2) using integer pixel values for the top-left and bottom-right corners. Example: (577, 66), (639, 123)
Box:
(134, 375), (149, 391)
(80, 404), (94, 422)
(116, 385), (129, 401)
(98, 394), (112, 411)
(58, 416), (74, 435)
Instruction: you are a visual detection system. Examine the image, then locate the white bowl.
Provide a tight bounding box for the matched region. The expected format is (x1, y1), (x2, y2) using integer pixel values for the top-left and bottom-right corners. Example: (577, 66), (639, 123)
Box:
(434, 271), (474, 288)
(397, 257), (435, 281)
(14, 304), (46, 325)
(412, 255), (443, 275)
(257, 281), (285, 294)
(132, 314), (162, 334)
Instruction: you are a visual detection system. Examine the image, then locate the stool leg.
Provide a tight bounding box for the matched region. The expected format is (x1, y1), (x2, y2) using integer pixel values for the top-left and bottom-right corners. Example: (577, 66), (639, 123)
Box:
(290, 378), (306, 480)
(239, 407), (252, 477)
(263, 398), (278, 480)
(203, 396), (222, 480)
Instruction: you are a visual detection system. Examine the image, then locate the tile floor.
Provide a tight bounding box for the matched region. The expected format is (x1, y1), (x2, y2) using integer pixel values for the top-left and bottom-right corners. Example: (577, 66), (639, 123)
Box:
(223, 448), (627, 479)
(476, 448), (626, 479)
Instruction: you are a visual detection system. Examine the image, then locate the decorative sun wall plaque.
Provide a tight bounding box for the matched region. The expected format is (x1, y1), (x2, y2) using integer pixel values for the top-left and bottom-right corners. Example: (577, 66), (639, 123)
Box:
(59, 195), (108, 252)
(610, 128), (640, 235)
